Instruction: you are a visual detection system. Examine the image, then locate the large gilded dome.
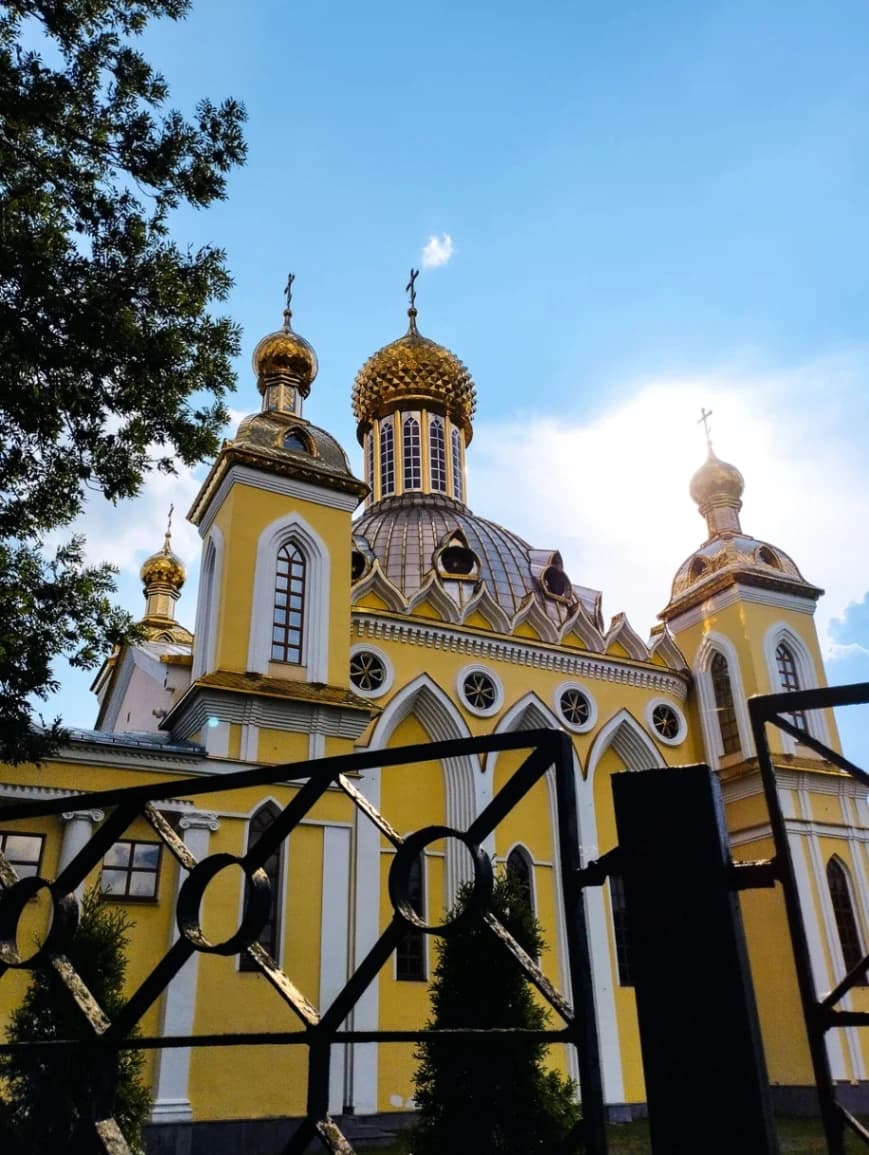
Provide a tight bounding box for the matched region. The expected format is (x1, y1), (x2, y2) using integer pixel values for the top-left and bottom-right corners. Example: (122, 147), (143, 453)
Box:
(352, 309), (476, 443)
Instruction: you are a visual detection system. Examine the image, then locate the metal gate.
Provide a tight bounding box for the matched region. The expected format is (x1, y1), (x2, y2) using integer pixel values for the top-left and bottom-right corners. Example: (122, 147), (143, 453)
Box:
(0, 728), (607, 1155)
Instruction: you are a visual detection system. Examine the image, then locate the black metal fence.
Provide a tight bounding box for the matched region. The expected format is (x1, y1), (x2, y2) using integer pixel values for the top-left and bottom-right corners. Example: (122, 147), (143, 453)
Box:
(0, 727), (607, 1154)
(750, 681), (869, 1155)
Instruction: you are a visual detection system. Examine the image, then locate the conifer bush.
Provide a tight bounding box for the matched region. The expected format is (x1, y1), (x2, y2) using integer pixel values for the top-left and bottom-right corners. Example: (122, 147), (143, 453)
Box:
(411, 872), (581, 1155)
(0, 888), (152, 1153)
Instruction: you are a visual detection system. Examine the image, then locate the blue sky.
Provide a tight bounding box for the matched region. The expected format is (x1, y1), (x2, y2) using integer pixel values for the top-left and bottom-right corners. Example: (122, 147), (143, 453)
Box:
(43, 0), (869, 760)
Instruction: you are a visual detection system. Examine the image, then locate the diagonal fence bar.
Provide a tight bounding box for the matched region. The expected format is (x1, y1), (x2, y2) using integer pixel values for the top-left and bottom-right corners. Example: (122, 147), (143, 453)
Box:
(0, 728), (607, 1155)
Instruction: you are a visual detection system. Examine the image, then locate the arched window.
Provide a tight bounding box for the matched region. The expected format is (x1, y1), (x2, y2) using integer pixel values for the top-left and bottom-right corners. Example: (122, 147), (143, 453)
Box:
(776, 641), (807, 732)
(403, 415), (421, 490)
(711, 651), (740, 755)
(365, 433), (374, 489)
(507, 846), (535, 916)
(271, 543), (305, 664)
(240, 802), (283, 970)
(396, 852), (426, 981)
(827, 858), (866, 979)
(192, 533), (220, 678)
(611, 874), (633, 987)
(451, 428), (463, 503)
(380, 420), (395, 496)
(429, 416), (447, 492)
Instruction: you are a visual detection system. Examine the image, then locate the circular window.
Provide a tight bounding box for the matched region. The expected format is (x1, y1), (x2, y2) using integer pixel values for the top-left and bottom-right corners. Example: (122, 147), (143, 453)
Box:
(646, 698), (686, 746)
(349, 646), (392, 698)
(554, 682), (597, 733)
(457, 665), (503, 717)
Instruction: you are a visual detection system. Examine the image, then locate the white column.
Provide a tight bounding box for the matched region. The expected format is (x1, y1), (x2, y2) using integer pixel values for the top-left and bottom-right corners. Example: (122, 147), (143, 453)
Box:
(349, 768), (381, 1115)
(320, 825), (352, 1114)
(58, 810), (105, 895)
(151, 811), (220, 1125)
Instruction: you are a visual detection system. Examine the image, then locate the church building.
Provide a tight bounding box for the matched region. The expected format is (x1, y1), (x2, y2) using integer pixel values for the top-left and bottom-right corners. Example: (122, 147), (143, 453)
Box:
(0, 285), (867, 1143)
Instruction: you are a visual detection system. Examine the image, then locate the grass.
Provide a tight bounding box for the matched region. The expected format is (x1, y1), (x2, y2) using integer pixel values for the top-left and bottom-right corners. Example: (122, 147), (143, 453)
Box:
(360, 1118), (869, 1153)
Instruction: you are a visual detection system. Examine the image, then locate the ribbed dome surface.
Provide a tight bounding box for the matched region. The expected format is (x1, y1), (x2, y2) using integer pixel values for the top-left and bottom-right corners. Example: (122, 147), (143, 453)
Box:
(670, 534), (807, 600)
(355, 493), (588, 623)
(351, 314), (476, 440)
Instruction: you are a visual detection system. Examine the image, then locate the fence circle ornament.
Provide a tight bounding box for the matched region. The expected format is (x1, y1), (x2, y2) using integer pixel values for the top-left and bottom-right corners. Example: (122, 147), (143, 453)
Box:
(177, 853), (272, 956)
(0, 877), (79, 968)
(388, 825), (493, 937)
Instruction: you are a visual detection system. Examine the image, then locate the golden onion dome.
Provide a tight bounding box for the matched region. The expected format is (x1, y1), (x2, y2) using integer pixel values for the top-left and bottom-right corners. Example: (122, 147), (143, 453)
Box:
(689, 448), (744, 515)
(140, 537), (186, 592)
(252, 316), (318, 399)
(352, 308), (477, 444)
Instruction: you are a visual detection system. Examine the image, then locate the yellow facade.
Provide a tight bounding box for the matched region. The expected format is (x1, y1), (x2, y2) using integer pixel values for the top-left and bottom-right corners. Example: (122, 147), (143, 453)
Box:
(1, 298), (866, 1145)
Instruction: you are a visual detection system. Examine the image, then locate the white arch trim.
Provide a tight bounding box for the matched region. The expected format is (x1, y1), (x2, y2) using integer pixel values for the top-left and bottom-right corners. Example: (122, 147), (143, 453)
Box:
(694, 631), (754, 765)
(762, 621), (831, 751)
(586, 709), (661, 780)
(191, 524), (224, 680)
(247, 511), (331, 682)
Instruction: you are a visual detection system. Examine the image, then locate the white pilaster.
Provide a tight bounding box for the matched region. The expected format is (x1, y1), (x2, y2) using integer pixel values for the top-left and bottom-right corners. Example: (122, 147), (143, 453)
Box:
(151, 812), (220, 1125)
(320, 825), (352, 1114)
(58, 810), (105, 895)
(349, 767), (381, 1114)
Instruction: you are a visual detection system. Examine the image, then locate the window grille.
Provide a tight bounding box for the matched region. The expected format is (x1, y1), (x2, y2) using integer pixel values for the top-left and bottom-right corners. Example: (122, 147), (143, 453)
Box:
(271, 544), (305, 664)
(451, 427), (463, 502)
(776, 642), (807, 732)
(380, 420), (395, 496)
(403, 415), (421, 490)
(711, 652), (740, 755)
(429, 416), (447, 492)
(827, 858), (866, 980)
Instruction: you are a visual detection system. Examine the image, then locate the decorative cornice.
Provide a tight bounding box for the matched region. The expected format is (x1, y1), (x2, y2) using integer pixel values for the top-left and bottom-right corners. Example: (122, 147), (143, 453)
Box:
(662, 570), (821, 623)
(663, 580), (819, 632)
(351, 613), (690, 700)
(191, 454), (364, 532)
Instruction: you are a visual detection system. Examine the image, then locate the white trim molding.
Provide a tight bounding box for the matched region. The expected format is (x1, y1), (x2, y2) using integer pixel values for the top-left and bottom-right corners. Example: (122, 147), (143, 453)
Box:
(693, 631), (754, 765)
(247, 511), (331, 682)
(191, 525), (224, 679)
(762, 622), (831, 753)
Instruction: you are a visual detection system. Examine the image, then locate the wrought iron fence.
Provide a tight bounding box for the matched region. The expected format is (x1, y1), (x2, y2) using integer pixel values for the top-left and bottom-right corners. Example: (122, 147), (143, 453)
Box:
(0, 727), (607, 1154)
(750, 681), (869, 1155)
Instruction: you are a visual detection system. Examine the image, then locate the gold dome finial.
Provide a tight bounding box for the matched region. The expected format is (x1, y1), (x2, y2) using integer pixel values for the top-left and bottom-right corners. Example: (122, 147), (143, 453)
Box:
(689, 410), (744, 537)
(252, 272), (318, 410)
(140, 506), (186, 592)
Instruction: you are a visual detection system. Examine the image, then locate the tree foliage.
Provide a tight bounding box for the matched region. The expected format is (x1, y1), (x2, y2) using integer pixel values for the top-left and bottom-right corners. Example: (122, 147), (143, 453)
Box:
(0, 888), (152, 1154)
(0, 0), (246, 759)
(412, 872), (582, 1155)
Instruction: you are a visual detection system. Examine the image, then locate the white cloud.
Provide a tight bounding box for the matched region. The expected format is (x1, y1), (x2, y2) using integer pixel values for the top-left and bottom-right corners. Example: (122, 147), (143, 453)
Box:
(421, 233), (454, 269)
(469, 352), (869, 657)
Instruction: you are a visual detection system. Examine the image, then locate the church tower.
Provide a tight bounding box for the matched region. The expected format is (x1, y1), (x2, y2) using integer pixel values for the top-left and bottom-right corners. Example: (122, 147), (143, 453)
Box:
(163, 281), (372, 761)
(660, 435), (837, 768)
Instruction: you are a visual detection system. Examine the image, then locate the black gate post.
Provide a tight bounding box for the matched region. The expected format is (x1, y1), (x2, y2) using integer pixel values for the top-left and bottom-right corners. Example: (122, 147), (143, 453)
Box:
(611, 765), (779, 1155)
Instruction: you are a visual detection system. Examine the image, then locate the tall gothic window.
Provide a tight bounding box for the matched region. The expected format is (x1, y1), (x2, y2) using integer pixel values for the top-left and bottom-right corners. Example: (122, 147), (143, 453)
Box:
(403, 415), (421, 490)
(271, 544), (305, 664)
(827, 858), (866, 979)
(611, 874), (633, 987)
(240, 803), (283, 970)
(507, 846), (535, 916)
(365, 433), (374, 488)
(380, 420), (395, 496)
(429, 416), (447, 492)
(776, 641), (807, 732)
(711, 651), (740, 755)
(451, 428), (463, 503)
(396, 853), (426, 981)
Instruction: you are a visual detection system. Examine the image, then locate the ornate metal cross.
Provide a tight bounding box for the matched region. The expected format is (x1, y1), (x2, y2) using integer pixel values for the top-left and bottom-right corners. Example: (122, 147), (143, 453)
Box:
(406, 268), (419, 309)
(698, 406), (714, 448)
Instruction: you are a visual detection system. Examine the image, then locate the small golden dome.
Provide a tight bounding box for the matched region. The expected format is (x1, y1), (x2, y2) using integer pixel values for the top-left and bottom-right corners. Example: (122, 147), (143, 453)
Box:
(141, 533), (186, 592)
(689, 448), (744, 514)
(352, 309), (476, 443)
(253, 319), (318, 399)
